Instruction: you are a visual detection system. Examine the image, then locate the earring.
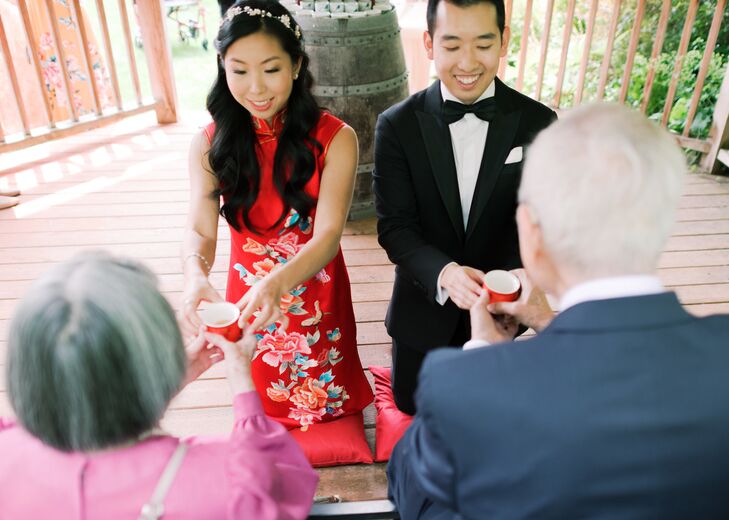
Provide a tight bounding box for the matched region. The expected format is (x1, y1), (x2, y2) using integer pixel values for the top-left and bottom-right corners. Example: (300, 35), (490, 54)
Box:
(293, 72), (299, 80)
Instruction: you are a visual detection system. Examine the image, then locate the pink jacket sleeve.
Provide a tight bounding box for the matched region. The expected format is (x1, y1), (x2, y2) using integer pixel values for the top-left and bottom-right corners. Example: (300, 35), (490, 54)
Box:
(226, 391), (318, 520)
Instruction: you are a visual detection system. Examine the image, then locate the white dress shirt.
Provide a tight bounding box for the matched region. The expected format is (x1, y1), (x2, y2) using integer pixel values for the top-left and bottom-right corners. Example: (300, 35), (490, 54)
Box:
(462, 275), (666, 350)
(435, 81), (495, 305)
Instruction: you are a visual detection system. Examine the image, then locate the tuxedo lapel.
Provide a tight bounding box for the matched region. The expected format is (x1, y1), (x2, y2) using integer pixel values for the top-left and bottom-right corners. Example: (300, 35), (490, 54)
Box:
(416, 82), (465, 241)
(465, 79), (522, 240)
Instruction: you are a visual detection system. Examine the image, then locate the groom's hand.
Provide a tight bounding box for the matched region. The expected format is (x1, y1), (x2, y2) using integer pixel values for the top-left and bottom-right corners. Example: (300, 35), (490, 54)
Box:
(441, 264), (486, 309)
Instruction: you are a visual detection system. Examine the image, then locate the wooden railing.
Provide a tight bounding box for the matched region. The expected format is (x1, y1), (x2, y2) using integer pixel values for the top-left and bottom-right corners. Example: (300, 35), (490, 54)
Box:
(0, 0), (177, 154)
(496, 0), (729, 174)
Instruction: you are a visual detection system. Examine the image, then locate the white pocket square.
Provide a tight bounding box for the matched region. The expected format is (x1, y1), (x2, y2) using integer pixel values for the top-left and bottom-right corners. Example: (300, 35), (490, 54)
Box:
(505, 146), (523, 164)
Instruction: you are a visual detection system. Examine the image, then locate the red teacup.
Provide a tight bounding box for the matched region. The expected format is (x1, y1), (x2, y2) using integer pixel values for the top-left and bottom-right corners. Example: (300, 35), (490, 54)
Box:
(482, 270), (521, 303)
(198, 302), (242, 341)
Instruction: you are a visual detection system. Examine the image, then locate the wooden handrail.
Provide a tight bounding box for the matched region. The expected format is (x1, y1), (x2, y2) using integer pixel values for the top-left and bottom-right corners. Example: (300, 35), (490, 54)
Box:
(684, 0), (728, 136)
(498, 0), (513, 79)
(0, 0), (175, 152)
(618, 0), (646, 104)
(118, 0), (143, 106)
(661, 0), (700, 127)
(515, 0), (532, 92)
(597, 0), (622, 100)
(534, 0), (554, 101)
(16, 0), (55, 127)
(135, 0), (178, 124)
(574, 0), (598, 105)
(96, 0), (123, 110)
(702, 55), (729, 174)
(639, 0), (671, 113)
(44, 0), (79, 122)
(71, 0), (103, 116)
(553, 0), (576, 107)
(0, 12), (30, 134)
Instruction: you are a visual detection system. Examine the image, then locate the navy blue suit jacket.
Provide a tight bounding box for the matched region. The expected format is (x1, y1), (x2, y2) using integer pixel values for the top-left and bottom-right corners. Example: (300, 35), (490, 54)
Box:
(388, 293), (729, 519)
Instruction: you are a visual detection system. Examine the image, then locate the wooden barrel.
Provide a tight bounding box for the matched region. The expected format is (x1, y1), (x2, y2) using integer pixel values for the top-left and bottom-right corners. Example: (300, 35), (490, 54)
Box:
(297, 8), (409, 219)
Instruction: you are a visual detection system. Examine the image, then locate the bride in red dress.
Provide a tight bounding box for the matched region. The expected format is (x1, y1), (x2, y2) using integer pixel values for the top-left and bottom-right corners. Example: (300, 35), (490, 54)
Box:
(182, 0), (372, 430)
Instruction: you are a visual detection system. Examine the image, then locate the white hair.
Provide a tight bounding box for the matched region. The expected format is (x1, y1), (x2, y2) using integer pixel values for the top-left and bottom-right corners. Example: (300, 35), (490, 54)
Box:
(519, 103), (685, 277)
(7, 252), (186, 452)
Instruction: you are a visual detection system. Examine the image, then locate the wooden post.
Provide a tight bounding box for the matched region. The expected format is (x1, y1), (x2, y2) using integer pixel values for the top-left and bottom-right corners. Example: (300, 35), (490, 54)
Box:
(119, 0), (143, 105)
(135, 0), (178, 124)
(0, 12), (30, 134)
(17, 0), (55, 127)
(702, 62), (729, 175)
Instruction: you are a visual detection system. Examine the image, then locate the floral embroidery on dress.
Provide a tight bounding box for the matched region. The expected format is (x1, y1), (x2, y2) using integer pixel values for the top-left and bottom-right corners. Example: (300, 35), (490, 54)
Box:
(242, 208), (351, 429)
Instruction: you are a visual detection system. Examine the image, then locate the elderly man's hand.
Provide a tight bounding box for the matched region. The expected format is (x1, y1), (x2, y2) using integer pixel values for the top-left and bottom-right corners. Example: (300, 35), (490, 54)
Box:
(487, 269), (554, 332)
(441, 264), (486, 309)
(470, 291), (519, 344)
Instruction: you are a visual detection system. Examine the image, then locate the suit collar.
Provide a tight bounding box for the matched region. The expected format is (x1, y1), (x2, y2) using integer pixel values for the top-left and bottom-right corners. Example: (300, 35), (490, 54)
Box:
(546, 292), (693, 333)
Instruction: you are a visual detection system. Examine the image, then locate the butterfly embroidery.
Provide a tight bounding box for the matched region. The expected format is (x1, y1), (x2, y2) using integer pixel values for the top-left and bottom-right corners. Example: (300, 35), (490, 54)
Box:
(301, 300), (322, 327)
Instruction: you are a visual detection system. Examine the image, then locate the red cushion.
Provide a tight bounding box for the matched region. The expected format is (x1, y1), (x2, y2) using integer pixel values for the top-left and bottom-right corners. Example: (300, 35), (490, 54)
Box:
(289, 412), (374, 467)
(369, 365), (413, 462)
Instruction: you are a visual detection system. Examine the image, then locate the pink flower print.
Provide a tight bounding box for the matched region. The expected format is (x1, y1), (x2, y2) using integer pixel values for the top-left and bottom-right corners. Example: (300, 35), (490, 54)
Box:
(252, 258), (277, 278)
(42, 61), (64, 92)
(257, 330), (311, 367)
(288, 407), (326, 431)
(266, 386), (290, 402)
(315, 268), (331, 284)
(268, 232), (301, 258)
(242, 237), (267, 255)
(290, 377), (328, 410)
(39, 33), (54, 52)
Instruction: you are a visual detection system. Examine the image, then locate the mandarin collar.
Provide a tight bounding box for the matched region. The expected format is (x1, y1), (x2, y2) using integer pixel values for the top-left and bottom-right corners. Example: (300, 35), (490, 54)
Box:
(252, 109), (287, 138)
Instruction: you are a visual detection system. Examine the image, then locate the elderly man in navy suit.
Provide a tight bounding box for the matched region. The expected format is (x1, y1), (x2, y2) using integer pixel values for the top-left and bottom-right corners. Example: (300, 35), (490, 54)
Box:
(387, 103), (729, 519)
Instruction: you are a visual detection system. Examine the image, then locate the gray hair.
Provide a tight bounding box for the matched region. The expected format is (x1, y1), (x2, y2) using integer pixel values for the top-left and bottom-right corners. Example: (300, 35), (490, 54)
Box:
(520, 103), (686, 278)
(7, 252), (186, 452)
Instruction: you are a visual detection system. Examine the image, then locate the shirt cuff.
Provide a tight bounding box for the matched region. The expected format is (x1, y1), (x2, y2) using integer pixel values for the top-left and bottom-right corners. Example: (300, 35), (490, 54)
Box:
(435, 262), (458, 305)
(463, 338), (490, 350)
(233, 391), (265, 421)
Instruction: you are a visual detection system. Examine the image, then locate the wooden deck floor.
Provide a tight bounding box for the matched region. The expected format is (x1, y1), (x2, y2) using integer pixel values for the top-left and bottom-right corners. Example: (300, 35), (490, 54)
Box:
(1, 112), (728, 502)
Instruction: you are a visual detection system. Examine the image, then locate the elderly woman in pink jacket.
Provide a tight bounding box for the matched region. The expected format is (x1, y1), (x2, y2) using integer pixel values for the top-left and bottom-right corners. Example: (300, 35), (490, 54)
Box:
(0, 252), (317, 519)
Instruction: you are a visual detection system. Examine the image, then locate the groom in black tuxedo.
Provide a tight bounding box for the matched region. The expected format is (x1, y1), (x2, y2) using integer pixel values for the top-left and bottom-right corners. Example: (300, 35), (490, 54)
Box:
(373, 0), (556, 414)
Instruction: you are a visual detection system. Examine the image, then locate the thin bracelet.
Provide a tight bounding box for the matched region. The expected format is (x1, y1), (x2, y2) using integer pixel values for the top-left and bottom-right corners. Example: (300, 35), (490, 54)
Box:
(184, 252), (211, 274)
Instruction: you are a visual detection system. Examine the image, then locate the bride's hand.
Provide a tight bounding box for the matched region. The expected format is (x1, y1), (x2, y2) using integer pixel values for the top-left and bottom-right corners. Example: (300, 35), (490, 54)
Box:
(236, 277), (287, 333)
(181, 275), (224, 336)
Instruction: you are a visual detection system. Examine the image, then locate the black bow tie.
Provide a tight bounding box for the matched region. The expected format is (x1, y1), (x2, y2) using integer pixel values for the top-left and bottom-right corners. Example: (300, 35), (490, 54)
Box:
(441, 97), (497, 125)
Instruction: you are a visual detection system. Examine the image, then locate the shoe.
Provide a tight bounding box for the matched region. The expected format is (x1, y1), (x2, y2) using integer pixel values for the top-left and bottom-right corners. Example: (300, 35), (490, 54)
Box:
(0, 195), (19, 210)
(0, 189), (20, 197)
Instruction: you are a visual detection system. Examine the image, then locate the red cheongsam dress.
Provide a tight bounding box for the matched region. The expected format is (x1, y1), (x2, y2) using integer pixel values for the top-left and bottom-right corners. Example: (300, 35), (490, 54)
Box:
(204, 111), (373, 430)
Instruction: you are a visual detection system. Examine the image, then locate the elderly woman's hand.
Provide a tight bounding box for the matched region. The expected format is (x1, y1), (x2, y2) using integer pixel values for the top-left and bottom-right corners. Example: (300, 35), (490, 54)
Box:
(182, 326), (224, 388)
(204, 332), (257, 395)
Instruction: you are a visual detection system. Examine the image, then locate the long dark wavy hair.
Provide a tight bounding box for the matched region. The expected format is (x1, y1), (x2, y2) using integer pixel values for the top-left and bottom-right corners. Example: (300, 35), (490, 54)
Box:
(207, 0), (322, 233)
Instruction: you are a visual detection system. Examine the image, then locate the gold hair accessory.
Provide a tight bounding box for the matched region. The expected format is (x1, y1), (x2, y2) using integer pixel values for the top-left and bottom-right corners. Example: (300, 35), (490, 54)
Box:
(222, 5), (302, 40)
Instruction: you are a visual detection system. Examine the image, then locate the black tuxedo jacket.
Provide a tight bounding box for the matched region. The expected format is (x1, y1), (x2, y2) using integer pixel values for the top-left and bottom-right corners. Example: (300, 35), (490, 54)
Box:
(388, 293), (729, 519)
(373, 79), (556, 350)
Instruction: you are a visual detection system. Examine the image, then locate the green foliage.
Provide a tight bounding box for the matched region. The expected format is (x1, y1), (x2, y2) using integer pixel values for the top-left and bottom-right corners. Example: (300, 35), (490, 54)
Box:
(503, 0), (728, 166)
